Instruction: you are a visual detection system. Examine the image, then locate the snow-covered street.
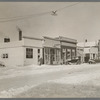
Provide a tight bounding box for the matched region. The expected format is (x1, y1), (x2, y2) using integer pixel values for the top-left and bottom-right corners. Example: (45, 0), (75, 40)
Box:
(0, 63), (100, 98)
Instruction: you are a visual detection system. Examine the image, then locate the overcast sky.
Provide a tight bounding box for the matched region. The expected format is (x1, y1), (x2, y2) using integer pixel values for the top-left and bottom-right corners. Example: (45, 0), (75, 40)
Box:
(0, 2), (100, 42)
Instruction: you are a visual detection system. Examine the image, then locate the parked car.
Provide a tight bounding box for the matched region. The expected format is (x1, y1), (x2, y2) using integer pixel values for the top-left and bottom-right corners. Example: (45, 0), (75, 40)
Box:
(0, 61), (5, 67)
(88, 59), (96, 64)
(66, 58), (81, 65)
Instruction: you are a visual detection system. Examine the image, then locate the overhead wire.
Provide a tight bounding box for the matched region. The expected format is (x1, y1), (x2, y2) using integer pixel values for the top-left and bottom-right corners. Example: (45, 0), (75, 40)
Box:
(56, 2), (80, 11)
(0, 11), (51, 23)
(0, 2), (80, 23)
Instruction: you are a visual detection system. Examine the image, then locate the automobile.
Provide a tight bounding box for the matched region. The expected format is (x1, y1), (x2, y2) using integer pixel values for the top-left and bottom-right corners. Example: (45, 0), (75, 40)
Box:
(66, 58), (81, 65)
(0, 61), (5, 67)
(88, 59), (96, 64)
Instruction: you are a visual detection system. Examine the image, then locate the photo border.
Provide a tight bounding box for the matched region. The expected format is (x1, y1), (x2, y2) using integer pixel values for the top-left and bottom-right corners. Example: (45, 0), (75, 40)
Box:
(0, 0), (100, 100)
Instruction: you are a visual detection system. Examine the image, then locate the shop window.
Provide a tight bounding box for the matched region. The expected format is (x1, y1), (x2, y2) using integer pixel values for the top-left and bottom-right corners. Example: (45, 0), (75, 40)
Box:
(62, 48), (66, 53)
(26, 48), (33, 58)
(72, 49), (75, 59)
(93, 54), (95, 59)
(67, 49), (71, 59)
(45, 48), (49, 54)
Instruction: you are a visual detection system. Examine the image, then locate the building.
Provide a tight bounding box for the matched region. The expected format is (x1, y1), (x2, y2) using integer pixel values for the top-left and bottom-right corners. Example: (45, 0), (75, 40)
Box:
(77, 41), (99, 63)
(77, 46), (84, 63)
(0, 30), (77, 66)
(56, 36), (77, 64)
(0, 36), (43, 66)
(43, 36), (61, 65)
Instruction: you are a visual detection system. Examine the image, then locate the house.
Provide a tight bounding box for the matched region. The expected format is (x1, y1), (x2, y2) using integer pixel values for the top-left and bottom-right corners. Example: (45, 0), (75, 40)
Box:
(77, 41), (99, 63)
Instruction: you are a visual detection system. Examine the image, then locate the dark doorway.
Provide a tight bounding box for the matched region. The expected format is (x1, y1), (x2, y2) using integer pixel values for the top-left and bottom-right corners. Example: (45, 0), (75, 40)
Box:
(85, 54), (90, 63)
(50, 49), (55, 64)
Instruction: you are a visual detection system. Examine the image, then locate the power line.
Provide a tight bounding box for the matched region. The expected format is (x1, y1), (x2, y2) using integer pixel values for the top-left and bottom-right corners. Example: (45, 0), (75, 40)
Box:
(56, 2), (80, 11)
(0, 11), (51, 20)
(0, 11), (51, 23)
(0, 2), (80, 23)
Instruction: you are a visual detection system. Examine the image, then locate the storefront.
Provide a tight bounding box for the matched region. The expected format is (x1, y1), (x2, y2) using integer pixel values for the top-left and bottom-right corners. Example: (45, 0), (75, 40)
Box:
(56, 36), (77, 64)
(43, 36), (61, 65)
(61, 46), (76, 64)
(44, 47), (60, 64)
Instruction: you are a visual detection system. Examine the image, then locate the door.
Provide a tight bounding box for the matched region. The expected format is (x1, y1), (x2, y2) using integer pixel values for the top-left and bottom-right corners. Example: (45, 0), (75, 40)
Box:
(50, 49), (55, 64)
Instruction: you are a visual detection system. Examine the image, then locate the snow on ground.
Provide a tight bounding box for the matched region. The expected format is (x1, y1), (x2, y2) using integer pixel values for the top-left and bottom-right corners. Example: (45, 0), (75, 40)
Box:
(0, 63), (100, 98)
(0, 83), (41, 98)
(0, 63), (99, 80)
(48, 69), (100, 85)
(0, 64), (76, 79)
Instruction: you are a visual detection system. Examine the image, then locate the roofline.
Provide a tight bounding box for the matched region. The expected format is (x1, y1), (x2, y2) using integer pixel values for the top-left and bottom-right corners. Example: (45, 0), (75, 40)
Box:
(55, 36), (77, 43)
(60, 40), (77, 44)
(23, 36), (43, 41)
(43, 36), (59, 41)
(59, 36), (77, 42)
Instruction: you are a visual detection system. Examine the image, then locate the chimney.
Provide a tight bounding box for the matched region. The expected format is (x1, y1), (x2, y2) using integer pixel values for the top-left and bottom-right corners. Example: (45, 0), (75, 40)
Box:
(16, 26), (22, 41)
(85, 39), (87, 42)
(19, 30), (22, 41)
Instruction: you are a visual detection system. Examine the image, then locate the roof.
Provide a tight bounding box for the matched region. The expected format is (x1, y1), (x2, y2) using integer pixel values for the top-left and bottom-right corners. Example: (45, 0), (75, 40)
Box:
(43, 36), (59, 41)
(23, 36), (43, 41)
(55, 36), (77, 43)
(77, 41), (98, 47)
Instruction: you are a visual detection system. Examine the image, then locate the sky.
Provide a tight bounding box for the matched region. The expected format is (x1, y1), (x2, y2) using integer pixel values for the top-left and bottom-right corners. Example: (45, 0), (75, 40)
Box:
(0, 2), (100, 42)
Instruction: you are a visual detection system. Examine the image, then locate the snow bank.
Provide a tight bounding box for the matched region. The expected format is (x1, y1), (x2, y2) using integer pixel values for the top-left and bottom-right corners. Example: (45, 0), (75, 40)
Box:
(48, 70), (100, 85)
(0, 63), (100, 80)
(0, 84), (40, 98)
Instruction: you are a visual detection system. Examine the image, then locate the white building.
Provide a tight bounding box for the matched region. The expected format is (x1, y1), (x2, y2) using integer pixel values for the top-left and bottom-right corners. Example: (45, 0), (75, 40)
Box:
(0, 29), (77, 66)
(77, 46), (84, 63)
(56, 36), (77, 64)
(0, 36), (43, 66)
(43, 36), (61, 65)
(77, 41), (99, 62)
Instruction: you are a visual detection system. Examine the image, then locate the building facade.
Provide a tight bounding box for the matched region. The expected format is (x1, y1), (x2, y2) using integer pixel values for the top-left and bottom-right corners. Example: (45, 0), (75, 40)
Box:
(56, 36), (77, 64)
(42, 36), (61, 65)
(0, 36), (43, 66)
(0, 31), (77, 66)
(77, 41), (99, 63)
(77, 46), (84, 63)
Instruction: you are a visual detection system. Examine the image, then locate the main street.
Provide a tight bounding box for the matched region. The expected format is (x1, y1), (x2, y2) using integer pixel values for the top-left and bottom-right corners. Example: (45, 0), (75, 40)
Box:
(0, 64), (100, 98)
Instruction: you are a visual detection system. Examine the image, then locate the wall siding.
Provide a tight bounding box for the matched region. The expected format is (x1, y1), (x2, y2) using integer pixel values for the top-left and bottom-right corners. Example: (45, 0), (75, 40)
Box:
(0, 47), (24, 66)
(24, 47), (43, 65)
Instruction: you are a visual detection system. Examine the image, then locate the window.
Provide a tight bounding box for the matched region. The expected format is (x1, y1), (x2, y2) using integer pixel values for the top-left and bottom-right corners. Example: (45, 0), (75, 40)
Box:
(4, 38), (10, 43)
(72, 49), (75, 59)
(38, 55), (40, 60)
(62, 48), (66, 53)
(38, 49), (40, 53)
(3, 54), (5, 58)
(2, 54), (8, 58)
(26, 48), (33, 58)
(6, 54), (8, 58)
(67, 49), (71, 59)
